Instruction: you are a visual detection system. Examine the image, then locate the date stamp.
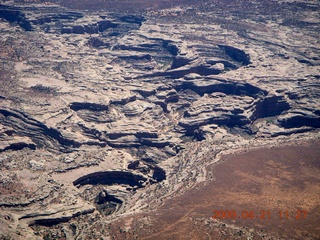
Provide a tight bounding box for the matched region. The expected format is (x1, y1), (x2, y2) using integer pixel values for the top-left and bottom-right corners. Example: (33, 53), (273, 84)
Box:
(212, 210), (308, 220)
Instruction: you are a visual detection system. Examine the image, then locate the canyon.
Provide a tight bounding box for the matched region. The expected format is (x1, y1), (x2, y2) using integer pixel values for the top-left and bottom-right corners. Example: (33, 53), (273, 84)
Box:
(0, 0), (319, 239)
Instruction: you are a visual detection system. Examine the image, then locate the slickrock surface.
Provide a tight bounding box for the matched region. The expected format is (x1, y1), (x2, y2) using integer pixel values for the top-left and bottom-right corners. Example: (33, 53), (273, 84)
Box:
(0, 0), (319, 239)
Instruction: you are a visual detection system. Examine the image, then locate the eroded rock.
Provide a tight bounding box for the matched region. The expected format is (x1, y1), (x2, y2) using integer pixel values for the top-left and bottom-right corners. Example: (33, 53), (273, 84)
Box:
(0, 1), (319, 239)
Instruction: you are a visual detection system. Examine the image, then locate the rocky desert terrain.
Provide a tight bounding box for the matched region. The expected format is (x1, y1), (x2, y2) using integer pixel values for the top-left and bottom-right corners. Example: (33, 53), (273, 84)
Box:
(0, 0), (319, 239)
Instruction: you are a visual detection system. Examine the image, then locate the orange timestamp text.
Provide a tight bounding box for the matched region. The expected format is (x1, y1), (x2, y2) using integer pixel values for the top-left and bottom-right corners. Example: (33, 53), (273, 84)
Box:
(212, 209), (308, 220)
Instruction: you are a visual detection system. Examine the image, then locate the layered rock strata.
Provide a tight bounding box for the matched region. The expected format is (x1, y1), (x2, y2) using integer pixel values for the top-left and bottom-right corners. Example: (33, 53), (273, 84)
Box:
(0, 0), (319, 239)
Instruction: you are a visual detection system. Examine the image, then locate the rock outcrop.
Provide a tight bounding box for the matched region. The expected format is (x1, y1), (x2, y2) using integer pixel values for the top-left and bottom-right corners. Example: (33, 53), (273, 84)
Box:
(23, 204), (95, 227)
(0, 108), (77, 151)
(278, 111), (320, 128)
(250, 95), (290, 120)
(0, 1), (319, 239)
(73, 171), (148, 187)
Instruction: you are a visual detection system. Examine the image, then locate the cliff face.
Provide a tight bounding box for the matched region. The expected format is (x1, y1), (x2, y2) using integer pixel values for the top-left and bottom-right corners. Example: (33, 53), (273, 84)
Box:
(0, 5), (32, 30)
(0, 1), (319, 239)
(73, 170), (151, 187)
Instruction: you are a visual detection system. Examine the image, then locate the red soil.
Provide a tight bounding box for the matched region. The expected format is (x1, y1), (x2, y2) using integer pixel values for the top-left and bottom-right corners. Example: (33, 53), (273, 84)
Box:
(109, 140), (320, 239)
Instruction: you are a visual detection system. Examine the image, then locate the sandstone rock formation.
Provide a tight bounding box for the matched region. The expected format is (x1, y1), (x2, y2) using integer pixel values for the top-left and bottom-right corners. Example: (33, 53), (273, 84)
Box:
(0, 0), (319, 239)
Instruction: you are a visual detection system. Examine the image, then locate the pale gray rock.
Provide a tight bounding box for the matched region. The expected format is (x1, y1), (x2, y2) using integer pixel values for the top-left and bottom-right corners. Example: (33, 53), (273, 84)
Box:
(0, 1), (319, 239)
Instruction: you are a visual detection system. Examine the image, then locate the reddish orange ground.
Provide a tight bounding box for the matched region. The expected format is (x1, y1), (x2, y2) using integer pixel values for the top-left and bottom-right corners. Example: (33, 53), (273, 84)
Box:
(109, 140), (320, 239)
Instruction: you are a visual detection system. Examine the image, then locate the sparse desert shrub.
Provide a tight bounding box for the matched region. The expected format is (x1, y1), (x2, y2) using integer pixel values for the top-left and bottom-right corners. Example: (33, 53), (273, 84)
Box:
(31, 84), (56, 94)
(266, 118), (274, 124)
(0, 235), (13, 240)
(43, 233), (53, 240)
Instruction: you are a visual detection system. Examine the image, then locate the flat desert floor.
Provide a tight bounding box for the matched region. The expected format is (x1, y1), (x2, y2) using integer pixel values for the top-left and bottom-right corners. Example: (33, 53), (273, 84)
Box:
(109, 140), (320, 239)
